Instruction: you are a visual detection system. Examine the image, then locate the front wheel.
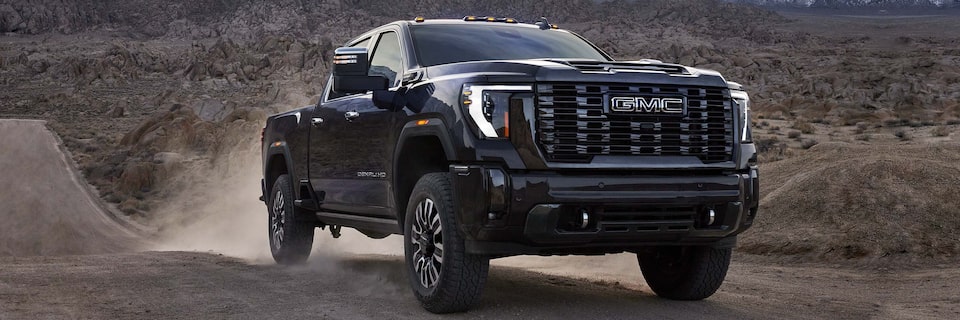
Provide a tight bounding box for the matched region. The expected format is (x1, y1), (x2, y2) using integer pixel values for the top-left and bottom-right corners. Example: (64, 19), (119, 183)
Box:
(268, 174), (314, 265)
(637, 246), (732, 300)
(403, 173), (489, 313)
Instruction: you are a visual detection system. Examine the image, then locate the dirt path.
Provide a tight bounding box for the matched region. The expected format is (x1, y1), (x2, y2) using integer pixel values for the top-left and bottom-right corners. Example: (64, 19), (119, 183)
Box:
(0, 120), (144, 256)
(0, 119), (958, 319)
(0, 252), (957, 319)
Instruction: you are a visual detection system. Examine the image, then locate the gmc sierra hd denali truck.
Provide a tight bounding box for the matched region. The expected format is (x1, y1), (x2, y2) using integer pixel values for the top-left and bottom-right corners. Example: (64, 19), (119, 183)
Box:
(260, 16), (759, 313)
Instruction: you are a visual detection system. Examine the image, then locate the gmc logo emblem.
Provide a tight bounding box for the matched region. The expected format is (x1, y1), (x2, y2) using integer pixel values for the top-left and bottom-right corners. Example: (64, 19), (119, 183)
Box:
(610, 97), (684, 114)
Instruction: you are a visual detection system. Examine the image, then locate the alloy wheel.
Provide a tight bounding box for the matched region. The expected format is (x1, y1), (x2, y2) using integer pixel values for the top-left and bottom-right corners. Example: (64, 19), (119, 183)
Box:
(411, 198), (443, 288)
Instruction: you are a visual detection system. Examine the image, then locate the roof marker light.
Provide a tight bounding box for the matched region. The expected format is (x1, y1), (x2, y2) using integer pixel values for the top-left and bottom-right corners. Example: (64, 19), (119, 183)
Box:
(415, 16), (425, 23)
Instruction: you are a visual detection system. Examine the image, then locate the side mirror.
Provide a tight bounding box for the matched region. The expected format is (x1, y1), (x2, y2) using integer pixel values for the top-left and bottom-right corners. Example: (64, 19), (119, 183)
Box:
(332, 47), (388, 93)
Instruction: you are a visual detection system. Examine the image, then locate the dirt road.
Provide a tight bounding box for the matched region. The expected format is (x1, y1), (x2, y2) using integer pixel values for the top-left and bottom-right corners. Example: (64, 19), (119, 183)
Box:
(0, 120), (958, 319)
(1, 252), (957, 319)
(0, 120), (144, 256)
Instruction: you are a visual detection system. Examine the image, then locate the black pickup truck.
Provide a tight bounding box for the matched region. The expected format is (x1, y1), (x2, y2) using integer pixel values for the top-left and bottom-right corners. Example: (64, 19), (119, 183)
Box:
(260, 16), (759, 313)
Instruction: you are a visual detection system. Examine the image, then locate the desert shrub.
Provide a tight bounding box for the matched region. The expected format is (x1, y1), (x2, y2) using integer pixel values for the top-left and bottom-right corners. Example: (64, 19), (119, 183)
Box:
(754, 136), (780, 153)
(801, 139), (818, 149)
(856, 134), (870, 141)
(759, 120), (769, 127)
(787, 130), (802, 139)
(792, 120), (816, 134)
(947, 119), (960, 126)
(932, 126), (950, 137)
(856, 122), (869, 132)
(769, 126), (781, 131)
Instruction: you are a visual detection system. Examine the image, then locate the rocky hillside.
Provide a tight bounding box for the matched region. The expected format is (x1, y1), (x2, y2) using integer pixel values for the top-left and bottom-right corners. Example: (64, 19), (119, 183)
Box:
(730, 0), (959, 8)
(0, 0), (784, 40)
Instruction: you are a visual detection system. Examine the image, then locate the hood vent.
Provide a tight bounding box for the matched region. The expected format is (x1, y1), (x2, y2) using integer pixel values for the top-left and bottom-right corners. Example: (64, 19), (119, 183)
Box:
(550, 59), (690, 75)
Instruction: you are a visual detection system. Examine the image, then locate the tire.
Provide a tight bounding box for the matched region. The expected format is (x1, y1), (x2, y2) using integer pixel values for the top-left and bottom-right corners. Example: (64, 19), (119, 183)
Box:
(403, 172), (489, 313)
(637, 246), (732, 300)
(268, 174), (314, 265)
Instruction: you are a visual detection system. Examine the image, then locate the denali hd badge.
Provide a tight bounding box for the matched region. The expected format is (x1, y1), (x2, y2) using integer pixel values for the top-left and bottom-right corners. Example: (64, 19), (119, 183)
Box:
(609, 96), (684, 114)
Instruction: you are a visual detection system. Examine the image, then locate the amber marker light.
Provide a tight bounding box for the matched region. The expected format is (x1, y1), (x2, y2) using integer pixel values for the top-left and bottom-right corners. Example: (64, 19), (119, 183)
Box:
(416, 119), (430, 126)
(503, 112), (510, 137)
(415, 16), (425, 23)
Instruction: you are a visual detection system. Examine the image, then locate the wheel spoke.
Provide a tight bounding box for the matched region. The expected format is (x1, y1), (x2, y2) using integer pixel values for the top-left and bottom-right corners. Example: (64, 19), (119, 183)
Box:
(428, 260), (440, 285)
(415, 202), (424, 229)
(430, 210), (440, 231)
(425, 199), (434, 222)
(433, 244), (443, 261)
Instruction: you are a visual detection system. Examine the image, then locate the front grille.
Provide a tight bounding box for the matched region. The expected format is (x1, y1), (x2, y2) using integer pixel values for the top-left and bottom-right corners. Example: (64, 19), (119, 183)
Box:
(536, 83), (734, 163)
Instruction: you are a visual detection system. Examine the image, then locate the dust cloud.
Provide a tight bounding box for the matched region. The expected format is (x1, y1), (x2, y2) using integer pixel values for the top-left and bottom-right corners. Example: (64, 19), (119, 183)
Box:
(146, 90), (405, 264)
(147, 149), (407, 263)
(144, 129), (640, 284)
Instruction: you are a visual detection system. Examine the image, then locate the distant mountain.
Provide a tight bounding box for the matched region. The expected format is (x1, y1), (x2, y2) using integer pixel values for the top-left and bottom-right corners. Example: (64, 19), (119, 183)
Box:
(727, 0), (958, 8)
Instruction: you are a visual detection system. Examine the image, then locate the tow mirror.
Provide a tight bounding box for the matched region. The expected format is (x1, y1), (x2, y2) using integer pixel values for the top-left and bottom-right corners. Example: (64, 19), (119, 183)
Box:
(332, 47), (388, 93)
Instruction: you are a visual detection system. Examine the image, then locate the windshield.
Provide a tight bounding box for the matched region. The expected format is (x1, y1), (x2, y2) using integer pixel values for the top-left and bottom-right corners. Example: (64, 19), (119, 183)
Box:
(410, 24), (609, 67)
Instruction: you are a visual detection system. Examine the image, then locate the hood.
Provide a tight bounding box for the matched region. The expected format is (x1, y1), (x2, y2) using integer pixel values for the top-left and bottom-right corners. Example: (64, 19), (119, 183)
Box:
(421, 59), (730, 88)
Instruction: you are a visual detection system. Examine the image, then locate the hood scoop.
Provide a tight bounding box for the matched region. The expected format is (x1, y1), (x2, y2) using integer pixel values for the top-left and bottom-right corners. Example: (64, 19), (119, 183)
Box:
(547, 59), (690, 75)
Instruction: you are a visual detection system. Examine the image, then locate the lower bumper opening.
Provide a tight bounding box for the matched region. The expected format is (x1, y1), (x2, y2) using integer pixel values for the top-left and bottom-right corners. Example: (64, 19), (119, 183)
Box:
(555, 204), (732, 234)
(525, 202), (742, 245)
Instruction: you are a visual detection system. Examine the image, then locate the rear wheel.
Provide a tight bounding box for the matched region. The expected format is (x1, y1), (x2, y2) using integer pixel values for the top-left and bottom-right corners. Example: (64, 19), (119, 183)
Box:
(268, 174), (314, 265)
(637, 246), (731, 300)
(403, 173), (489, 313)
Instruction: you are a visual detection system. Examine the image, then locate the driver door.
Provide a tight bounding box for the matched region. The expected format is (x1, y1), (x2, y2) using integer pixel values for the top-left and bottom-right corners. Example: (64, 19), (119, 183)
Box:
(309, 30), (405, 218)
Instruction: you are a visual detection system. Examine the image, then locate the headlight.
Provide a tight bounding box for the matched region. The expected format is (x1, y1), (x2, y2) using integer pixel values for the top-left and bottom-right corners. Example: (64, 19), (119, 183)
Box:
(731, 89), (751, 143)
(462, 84), (532, 139)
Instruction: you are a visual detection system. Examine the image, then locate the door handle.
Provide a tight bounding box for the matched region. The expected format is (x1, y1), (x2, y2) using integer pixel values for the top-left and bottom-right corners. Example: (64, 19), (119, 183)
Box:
(311, 117), (324, 127)
(344, 111), (360, 122)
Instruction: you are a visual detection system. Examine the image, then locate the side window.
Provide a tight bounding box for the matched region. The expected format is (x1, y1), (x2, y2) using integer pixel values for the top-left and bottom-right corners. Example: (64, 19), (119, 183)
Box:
(326, 37), (371, 101)
(368, 31), (403, 87)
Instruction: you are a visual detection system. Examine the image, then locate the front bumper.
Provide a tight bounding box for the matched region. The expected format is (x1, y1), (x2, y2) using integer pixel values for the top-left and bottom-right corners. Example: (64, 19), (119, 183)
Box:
(450, 165), (759, 256)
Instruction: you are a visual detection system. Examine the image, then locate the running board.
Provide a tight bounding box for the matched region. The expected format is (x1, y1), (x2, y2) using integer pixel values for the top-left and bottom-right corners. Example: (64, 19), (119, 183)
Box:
(314, 211), (401, 235)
